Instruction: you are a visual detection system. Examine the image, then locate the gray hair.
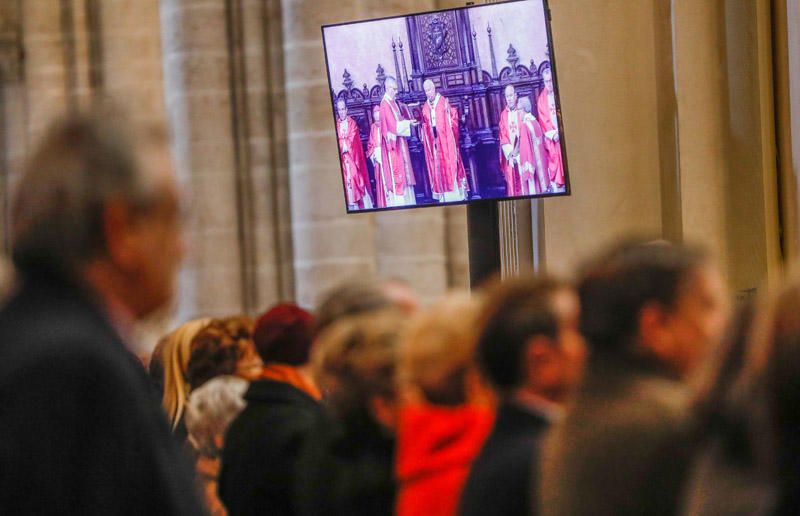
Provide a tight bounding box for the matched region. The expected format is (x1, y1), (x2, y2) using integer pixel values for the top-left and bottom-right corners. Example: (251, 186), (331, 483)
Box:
(185, 375), (249, 457)
(519, 96), (533, 113)
(314, 278), (395, 336)
(11, 108), (162, 277)
(385, 76), (398, 88)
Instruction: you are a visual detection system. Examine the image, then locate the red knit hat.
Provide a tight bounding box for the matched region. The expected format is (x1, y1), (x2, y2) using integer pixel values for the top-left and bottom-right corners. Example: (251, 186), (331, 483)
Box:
(253, 303), (315, 366)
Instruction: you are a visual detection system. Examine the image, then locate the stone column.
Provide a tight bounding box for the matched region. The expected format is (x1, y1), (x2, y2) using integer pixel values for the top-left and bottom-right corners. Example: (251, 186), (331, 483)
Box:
(100, 1), (167, 127)
(673, 0), (780, 292)
(234, 0), (293, 310)
(281, 0), (379, 308)
(445, 205), (469, 288)
(21, 0), (71, 139)
(0, 0), (26, 250)
(263, 0), (295, 303)
(542, 0), (664, 276)
(161, 0), (244, 318)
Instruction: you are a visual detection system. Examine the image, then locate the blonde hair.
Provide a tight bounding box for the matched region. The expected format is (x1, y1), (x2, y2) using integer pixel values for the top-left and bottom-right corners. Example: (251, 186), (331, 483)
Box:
(398, 292), (485, 405)
(312, 309), (405, 420)
(158, 318), (211, 430)
(186, 316), (257, 390)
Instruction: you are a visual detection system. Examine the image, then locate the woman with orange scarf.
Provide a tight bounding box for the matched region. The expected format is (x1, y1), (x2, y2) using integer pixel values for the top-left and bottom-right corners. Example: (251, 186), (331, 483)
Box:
(219, 304), (322, 516)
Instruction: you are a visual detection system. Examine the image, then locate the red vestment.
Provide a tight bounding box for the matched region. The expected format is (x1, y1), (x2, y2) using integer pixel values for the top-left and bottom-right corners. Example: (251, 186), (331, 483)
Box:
(519, 113), (550, 194)
(337, 115), (369, 206)
(379, 97), (416, 196)
(420, 94), (468, 199)
(537, 89), (565, 187)
(498, 107), (524, 196)
(366, 122), (388, 208)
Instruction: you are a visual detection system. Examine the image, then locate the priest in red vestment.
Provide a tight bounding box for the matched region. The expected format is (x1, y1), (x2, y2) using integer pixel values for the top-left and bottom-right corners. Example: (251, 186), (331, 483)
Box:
(420, 80), (468, 203)
(336, 99), (372, 210)
(498, 84), (524, 197)
(519, 96), (550, 195)
(367, 105), (388, 209)
(537, 67), (565, 190)
(379, 77), (418, 207)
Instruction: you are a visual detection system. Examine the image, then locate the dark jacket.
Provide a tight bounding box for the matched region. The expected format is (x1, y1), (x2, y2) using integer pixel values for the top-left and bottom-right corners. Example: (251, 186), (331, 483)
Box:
(459, 401), (551, 516)
(293, 409), (395, 516)
(539, 356), (693, 516)
(219, 379), (321, 516)
(0, 271), (204, 515)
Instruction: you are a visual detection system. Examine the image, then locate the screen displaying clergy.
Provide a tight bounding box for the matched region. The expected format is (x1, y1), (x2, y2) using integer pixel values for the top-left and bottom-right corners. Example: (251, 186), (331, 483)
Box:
(379, 76), (418, 207)
(323, 0), (571, 213)
(420, 80), (469, 202)
(336, 99), (373, 210)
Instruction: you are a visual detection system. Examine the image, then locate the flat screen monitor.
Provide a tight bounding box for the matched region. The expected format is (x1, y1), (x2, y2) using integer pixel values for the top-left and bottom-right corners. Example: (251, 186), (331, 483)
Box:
(322, 0), (569, 213)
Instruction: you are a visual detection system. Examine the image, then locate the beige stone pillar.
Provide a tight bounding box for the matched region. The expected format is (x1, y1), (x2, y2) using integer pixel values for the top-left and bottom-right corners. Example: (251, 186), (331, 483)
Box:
(282, 0), (379, 308)
(671, 1), (729, 274)
(21, 0), (70, 139)
(162, 0), (293, 317)
(542, 0), (664, 276)
(722, 0), (780, 290)
(244, 0), (294, 308)
(791, 0), (800, 262)
(673, 0), (780, 292)
(100, 1), (166, 127)
(161, 0), (244, 318)
(0, 1), (25, 250)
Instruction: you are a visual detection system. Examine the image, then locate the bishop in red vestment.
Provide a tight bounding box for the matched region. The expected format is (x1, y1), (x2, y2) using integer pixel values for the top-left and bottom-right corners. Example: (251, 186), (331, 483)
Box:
(336, 99), (371, 210)
(519, 97), (550, 195)
(537, 67), (565, 189)
(367, 105), (388, 208)
(420, 80), (468, 202)
(379, 77), (418, 207)
(498, 84), (524, 197)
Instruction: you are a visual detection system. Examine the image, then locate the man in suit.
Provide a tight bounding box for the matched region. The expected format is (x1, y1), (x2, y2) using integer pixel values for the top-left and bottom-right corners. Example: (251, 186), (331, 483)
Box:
(538, 240), (729, 516)
(459, 277), (585, 516)
(0, 109), (203, 514)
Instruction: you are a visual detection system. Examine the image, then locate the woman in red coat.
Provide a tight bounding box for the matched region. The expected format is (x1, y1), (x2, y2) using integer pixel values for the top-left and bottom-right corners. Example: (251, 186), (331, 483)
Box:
(395, 294), (495, 516)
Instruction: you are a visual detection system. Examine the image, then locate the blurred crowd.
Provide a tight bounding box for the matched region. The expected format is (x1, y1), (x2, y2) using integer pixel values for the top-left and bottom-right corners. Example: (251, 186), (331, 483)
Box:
(0, 109), (796, 516)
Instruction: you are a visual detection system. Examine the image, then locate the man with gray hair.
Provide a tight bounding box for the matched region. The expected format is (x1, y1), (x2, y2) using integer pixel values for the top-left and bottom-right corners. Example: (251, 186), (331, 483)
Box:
(0, 109), (202, 514)
(420, 79), (468, 202)
(379, 76), (418, 206)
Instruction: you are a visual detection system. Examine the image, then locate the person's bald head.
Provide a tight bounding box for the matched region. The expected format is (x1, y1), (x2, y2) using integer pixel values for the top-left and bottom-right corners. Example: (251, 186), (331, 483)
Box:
(542, 66), (554, 93)
(423, 79), (437, 102)
(336, 99), (347, 121)
(504, 84), (517, 110)
(385, 76), (398, 100)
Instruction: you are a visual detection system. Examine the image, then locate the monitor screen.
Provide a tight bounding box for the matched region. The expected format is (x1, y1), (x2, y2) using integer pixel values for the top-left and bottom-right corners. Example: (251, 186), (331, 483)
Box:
(322, 0), (569, 213)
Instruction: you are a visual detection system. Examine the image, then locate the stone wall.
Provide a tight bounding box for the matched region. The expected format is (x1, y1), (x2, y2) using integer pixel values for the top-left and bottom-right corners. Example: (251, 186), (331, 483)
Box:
(0, 0), (788, 334)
